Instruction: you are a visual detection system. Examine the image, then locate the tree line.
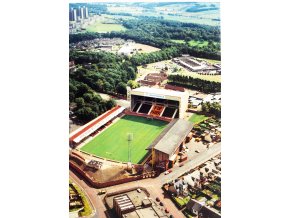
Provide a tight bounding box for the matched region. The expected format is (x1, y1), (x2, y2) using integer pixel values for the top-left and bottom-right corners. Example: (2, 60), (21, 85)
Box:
(167, 75), (221, 93)
(70, 51), (135, 95)
(70, 80), (116, 123)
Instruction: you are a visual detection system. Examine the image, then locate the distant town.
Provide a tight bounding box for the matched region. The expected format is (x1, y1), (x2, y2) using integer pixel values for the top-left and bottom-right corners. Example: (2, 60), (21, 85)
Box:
(69, 2), (221, 218)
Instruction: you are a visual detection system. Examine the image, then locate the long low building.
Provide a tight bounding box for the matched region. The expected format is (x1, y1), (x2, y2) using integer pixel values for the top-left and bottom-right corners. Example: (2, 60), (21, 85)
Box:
(69, 105), (125, 145)
(148, 119), (193, 170)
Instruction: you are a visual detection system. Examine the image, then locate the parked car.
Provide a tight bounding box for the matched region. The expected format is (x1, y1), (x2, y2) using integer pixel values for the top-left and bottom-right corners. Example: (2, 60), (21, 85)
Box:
(160, 202), (164, 206)
(98, 190), (106, 195)
(137, 188), (141, 193)
(195, 150), (200, 153)
(164, 169), (172, 175)
(156, 197), (160, 202)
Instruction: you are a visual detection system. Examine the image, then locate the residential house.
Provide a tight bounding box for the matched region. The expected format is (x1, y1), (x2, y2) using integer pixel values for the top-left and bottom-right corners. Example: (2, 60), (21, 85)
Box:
(186, 199), (204, 216)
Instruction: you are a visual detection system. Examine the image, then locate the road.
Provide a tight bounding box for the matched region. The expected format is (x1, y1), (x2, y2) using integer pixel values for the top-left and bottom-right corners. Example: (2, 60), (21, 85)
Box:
(158, 142), (221, 183)
(69, 142), (221, 218)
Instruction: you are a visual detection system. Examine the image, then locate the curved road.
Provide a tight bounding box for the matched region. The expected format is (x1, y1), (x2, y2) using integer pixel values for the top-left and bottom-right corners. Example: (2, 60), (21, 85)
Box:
(70, 142), (221, 218)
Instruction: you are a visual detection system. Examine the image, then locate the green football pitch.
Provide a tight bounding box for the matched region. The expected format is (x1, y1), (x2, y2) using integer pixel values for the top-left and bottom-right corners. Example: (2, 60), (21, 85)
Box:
(80, 115), (168, 164)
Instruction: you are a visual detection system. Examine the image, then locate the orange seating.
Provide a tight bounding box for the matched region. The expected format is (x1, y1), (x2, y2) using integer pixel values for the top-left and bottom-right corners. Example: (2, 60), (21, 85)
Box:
(150, 105), (164, 117)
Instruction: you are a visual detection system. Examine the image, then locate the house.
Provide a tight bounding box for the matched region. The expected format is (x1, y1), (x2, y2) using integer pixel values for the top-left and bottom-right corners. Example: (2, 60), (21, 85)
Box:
(183, 170), (201, 188)
(204, 133), (212, 143)
(200, 162), (217, 177)
(198, 206), (221, 218)
(186, 199), (204, 216)
(168, 179), (188, 196)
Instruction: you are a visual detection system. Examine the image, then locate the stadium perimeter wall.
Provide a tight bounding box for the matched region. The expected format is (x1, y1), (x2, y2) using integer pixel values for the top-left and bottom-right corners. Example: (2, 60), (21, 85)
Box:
(69, 155), (157, 188)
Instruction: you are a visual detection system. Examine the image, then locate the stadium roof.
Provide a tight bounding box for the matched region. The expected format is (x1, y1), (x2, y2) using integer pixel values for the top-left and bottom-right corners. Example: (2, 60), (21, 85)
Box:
(69, 105), (125, 144)
(131, 87), (187, 99)
(151, 119), (193, 156)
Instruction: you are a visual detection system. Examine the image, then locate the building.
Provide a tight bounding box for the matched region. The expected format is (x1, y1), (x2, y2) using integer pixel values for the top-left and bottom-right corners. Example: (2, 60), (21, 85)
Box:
(69, 105), (125, 146)
(173, 56), (207, 72)
(70, 6), (88, 21)
(69, 8), (77, 21)
(186, 199), (204, 216)
(113, 194), (136, 217)
(130, 87), (189, 119)
(149, 119), (193, 169)
(84, 7), (89, 19)
(198, 206), (221, 218)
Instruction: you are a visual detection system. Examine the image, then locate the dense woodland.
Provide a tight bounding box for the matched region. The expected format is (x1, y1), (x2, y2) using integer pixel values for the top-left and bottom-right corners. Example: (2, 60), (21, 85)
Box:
(167, 75), (221, 93)
(70, 80), (116, 123)
(70, 17), (220, 60)
(70, 17), (221, 122)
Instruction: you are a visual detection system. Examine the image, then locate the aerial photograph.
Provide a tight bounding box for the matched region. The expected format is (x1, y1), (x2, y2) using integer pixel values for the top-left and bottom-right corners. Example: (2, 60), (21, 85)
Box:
(69, 2), (221, 218)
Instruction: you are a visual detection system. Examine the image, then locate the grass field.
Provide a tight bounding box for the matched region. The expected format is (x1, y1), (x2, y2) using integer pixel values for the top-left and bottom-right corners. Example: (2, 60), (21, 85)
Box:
(170, 39), (186, 44)
(135, 43), (160, 53)
(171, 39), (219, 48)
(85, 19), (127, 33)
(197, 58), (221, 64)
(81, 115), (168, 164)
(188, 40), (209, 47)
(189, 113), (210, 124)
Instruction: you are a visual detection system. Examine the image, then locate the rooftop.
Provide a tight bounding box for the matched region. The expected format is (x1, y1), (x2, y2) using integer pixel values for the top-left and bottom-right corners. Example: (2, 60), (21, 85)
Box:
(131, 87), (188, 99)
(151, 119), (193, 155)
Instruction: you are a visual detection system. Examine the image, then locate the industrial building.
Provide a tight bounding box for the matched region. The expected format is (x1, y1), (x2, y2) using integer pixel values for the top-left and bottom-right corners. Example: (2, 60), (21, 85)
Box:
(113, 194), (136, 217)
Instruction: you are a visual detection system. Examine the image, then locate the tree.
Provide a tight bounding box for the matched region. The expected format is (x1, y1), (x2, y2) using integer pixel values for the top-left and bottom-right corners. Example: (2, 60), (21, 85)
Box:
(75, 107), (97, 122)
(83, 93), (93, 102)
(127, 80), (140, 89)
(75, 97), (85, 108)
(106, 99), (116, 109)
(116, 82), (127, 95)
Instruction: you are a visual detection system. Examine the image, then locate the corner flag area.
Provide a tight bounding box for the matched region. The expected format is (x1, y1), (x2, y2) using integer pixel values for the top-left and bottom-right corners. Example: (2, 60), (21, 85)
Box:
(80, 115), (168, 164)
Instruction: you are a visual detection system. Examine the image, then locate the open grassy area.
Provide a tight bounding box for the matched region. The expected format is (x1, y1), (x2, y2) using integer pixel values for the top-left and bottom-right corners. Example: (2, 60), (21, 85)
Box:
(188, 40), (209, 47)
(189, 113), (210, 124)
(85, 19), (126, 33)
(197, 57), (221, 64)
(185, 73), (221, 82)
(81, 115), (168, 164)
(174, 196), (191, 208)
(170, 39), (219, 48)
(170, 39), (186, 44)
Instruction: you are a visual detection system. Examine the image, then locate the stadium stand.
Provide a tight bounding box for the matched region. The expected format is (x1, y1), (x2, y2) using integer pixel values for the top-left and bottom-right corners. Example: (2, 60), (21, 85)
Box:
(69, 105), (125, 145)
(150, 105), (164, 117)
(132, 102), (141, 112)
(162, 107), (176, 118)
(138, 103), (152, 114)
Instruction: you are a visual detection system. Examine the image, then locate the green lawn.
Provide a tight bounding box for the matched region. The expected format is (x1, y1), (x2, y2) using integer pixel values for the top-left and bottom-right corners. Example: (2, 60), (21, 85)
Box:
(170, 39), (186, 44)
(189, 113), (209, 124)
(170, 39), (214, 48)
(85, 20), (127, 33)
(174, 196), (191, 208)
(197, 57), (221, 64)
(81, 115), (168, 164)
(188, 40), (209, 47)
